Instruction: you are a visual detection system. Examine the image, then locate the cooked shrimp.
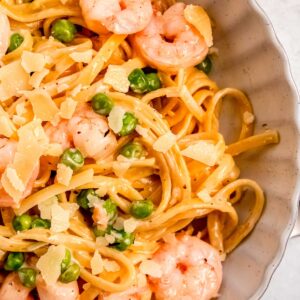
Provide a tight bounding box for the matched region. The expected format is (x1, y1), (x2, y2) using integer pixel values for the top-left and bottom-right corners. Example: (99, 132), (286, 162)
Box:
(104, 287), (148, 300)
(133, 3), (208, 74)
(79, 0), (153, 34)
(0, 12), (10, 58)
(0, 138), (39, 207)
(36, 277), (79, 300)
(148, 234), (222, 300)
(0, 272), (32, 300)
(45, 104), (117, 161)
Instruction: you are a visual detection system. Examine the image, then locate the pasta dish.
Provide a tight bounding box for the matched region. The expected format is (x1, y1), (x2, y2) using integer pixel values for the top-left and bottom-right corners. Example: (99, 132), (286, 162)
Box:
(0, 0), (279, 299)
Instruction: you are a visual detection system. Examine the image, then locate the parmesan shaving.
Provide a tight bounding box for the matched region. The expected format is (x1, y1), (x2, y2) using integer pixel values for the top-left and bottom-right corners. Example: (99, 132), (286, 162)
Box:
(95, 186), (108, 197)
(139, 260), (162, 278)
(108, 106), (126, 134)
(90, 250), (103, 275)
(123, 218), (139, 233)
(135, 125), (149, 138)
(38, 197), (58, 220)
(36, 245), (66, 285)
(50, 203), (70, 233)
(103, 259), (120, 272)
(112, 161), (131, 178)
(0, 106), (16, 137)
(26, 89), (59, 122)
(60, 203), (79, 217)
(59, 97), (77, 119)
(243, 111), (255, 125)
(153, 132), (177, 153)
(96, 236), (109, 247)
(21, 51), (46, 73)
(56, 163), (73, 186)
(12, 115), (26, 126)
(29, 68), (49, 88)
(44, 143), (63, 157)
(6, 167), (25, 192)
(104, 234), (116, 244)
(103, 65), (130, 93)
(70, 49), (93, 64)
(113, 217), (125, 230)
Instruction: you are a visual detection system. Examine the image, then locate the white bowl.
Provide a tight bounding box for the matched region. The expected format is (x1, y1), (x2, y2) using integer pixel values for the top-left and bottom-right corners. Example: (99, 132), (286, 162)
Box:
(185, 0), (300, 299)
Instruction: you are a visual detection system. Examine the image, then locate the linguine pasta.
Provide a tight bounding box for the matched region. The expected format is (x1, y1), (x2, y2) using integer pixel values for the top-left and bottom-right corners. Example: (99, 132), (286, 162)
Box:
(0, 0), (279, 299)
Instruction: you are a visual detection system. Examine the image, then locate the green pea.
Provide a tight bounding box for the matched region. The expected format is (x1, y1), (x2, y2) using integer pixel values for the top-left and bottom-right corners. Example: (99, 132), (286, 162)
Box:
(13, 214), (32, 231)
(60, 148), (84, 171)
(18, 268), (37, 288)
(146, 73), (161, 92)
(128, 69), (149, 94)
(7, 33), (24, 53)
(77, 189), (97, 210)
(61, 249), (71, 272)
(4, 252), (24, 271)
(60, 263), (80, 283)
(31, 218), (51, 229)
(110, 228), (135, 251)
(91, 93), (114, 116)
(130, 199), (154, 219)
(103, 198), (117, 224)
(51, 19), (77, 43)
(196, 56), (212, 74)
(120, 142), (145, 159)
(119, 112), (138, 136)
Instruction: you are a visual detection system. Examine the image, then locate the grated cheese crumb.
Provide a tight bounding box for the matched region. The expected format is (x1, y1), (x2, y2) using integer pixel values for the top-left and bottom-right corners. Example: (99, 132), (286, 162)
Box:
(6, 167), (25, 192)
(36, 245), (66, 285)
(108, 106), (126, 134)
(123, 218), (139, 233)
(21, 51), (46, 73)
(69, 50), (93, 64)
(153, 132), (177, 153)
(59, 97), (77, 119)
(38, 197), (58, 220)
(243, 111), (255, 125)
(91, 250), (103, 275)
(113, 217), (125, 230)
(103, 65), (130, 93)
(104, 234), (116, 244)
(103, 259), (120, 272)
(95, 186), (108, 198)
(50, 203), (70, 233)
(56, 163), (73, 186)
(139, 260), (162, 278)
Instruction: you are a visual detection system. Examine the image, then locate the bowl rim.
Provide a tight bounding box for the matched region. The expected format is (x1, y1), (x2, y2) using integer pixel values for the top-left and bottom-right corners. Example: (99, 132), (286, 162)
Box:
(248, 1), (300, 299)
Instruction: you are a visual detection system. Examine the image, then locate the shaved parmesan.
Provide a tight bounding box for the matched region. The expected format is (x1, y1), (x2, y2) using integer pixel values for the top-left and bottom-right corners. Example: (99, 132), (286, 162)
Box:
(60, 203), (79, 217)
(139, 260), (162, 278)
(91, 250), (103, 275)
(153, 132), (176, 153)
(243, 111), (255, 125)
(70, 50), (93, 64)
(0, 106), (16, 137)
(113, 217), (125, 230)
(29, 69), (49, 88)
(1, 120), (48, 202)
(0, 61), (30, 101)
(104, 65), (130, 93)
(57, 83), (70, 93)
(12, 115), (26, 126)
(108, 106), (126, 134)
(38, 197), (58, 220)
(26, 89), (59, 122)
(112, 161), (131, 178)
(96, 236), (109, 247)
(104, 234), (116, 244)
(95, 186), (108, 197)
(16, 102), (27, 116)
(59, 97), (77, 119)
(135, 125), (149, 138)
(181, 141), (220, 166)
(70, 84), (82, 97)
(50, 203), (70, 233)
(44, 143), (63, 157)
(103, 259), (120, 272)
(56, 163), (73, 186)
(6, 167), (25, 192)
(123, 218), (139, 233)
(21, 51), (46, 73)
(36, 245), (66, 285)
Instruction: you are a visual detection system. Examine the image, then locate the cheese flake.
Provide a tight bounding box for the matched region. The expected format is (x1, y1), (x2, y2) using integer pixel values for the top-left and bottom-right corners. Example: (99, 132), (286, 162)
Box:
(112, 161), (131, 178)
(103, 259), (120, 272)
(139, 260), (162, 278)
(181, 141), (220, 166)
(36, 245), (66, 285)
(38, 197), (58, 220)
(6, 167), (25, 192)
(153, 132), (177, 153)
(103, 65), (130, 93)
(108, 106), (126, 134)
(56, 163), (73, 186)
(59, 97), (77, 119)
(91, 250), (103, 275)
(44, 143), (63, 157)
(50, 203), (70, 233)
(26, 89), (59, 122)
(96, 236), (109, 247)
(243, 111), (255, 125)
(123, 218), (139, 233)
(0, 107), (16, 137)
(135, 125), (149, 138)
(29, 68), (49, 88)
(21, 51), (46, 73)
(69, 50), (93, 64)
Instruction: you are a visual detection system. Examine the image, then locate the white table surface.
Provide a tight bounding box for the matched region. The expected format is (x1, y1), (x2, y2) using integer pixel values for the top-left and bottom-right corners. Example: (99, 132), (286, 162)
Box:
(254, 1), (300, 299)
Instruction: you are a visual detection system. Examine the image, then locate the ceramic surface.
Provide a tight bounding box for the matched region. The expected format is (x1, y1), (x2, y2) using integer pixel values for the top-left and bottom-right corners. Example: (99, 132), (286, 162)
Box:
(184, 0), (300, 299)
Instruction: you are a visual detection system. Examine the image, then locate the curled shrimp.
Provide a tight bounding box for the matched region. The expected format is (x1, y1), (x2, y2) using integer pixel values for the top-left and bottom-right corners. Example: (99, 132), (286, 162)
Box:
(36, 276), (79, 300)
(79, 0), (153, 34)
(0, 12), (10, 58)
(0, 138), (39, 207)
(45, 104), (117, 161)
(0, 272), (32, 300)
(103, 286), (149, 300)
(148, 235), (222, 300)
(133, 3), (208, 74)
